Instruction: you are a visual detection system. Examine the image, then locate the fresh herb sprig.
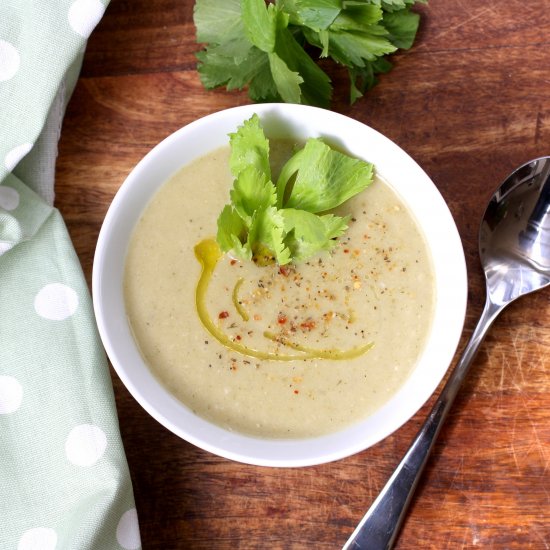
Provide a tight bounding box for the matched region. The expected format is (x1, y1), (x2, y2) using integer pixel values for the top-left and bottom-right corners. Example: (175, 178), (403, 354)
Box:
(194, 0), (426, 106)
(216, 115), (373, 265)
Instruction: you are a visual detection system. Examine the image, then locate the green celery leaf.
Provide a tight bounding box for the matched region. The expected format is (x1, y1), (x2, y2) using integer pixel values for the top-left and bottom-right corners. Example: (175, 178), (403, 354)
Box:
(381, 0), (408, 10)
(228, 114), (271, 180)
(216, 205), (252, 261)
(275, 146), (303, 207)
(383, 8), (420, 49)
(206, 36), (255, 65)
(330, 4), (383, 32)
(273, 25), (332, 107)
(380, 0), (409, 12)
(320, 212), (351, 239)
(349, 80), (363, 103)
(196, 49), (233, 89)
(301, 26), (326, 54)
(280, 0), (342, 31)
(197, 44), (269, 90)
(342, 0), (379, 5)
(242, 0), (281, 53)
(230, 165), (277, 222)
(248, 207), (291, 265)
(240, 1), (311, 103)
(194, 0), (243, 44)
(348, 57), (393, 102)
(277, 0), (301, 26)
(248, 59), (281, 102)
(348, 66), (368, 103)
(268, 51), (305, 103)
(372, 56), (394, 73)
(327, 28), (396, 66)
(282, 208), (349, 261)
(381, 0), (426, 13)
(277, 138), (374, 213)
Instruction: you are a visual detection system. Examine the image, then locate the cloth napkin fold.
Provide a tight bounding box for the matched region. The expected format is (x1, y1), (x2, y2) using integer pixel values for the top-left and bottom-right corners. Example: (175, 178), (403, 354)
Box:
(1, 1), (141, 548)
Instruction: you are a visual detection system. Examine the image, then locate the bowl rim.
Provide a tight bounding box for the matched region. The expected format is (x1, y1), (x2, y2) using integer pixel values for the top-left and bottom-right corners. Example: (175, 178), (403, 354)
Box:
(92, 103), (468, 467)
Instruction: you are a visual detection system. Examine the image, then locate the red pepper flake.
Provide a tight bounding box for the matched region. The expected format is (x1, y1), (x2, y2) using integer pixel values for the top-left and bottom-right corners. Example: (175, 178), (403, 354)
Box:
(235, 335), (242, 341)
(279, 266), (290, 276)
(343, 248), (350, 254)
(219, 311), (229, 319)
(293, 390), (299, 394)
(300, 320), (316, 331)
(277, 314), (287, 325)
(230, 259), (237, 265)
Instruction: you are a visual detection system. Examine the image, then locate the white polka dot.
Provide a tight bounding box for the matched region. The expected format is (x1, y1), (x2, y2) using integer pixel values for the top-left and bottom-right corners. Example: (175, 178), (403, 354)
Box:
(68, 0), (105, 38)
(0, 375), (23, 414)
(17, 527), (57, 550)
(116, 508), (141, 550)
(0, 241), (14, 255)
(5, 142), (33, 172)
(0, 185), (20, 210)
(65, 423), (107, 466)
(0, 39), (21, 82)
(34, 283), (79, 321)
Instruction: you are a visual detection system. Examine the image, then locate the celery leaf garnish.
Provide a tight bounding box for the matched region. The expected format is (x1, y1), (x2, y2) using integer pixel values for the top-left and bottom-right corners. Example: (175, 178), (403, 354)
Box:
(229, 113), (271, 180)
(276, 138), (373, 213)
(282, 209), (349, 262)
(216, 115), (373, 266)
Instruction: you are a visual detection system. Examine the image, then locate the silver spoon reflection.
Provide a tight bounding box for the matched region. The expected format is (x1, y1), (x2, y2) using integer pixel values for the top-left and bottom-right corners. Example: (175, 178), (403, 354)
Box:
(344, 156), (550, 550)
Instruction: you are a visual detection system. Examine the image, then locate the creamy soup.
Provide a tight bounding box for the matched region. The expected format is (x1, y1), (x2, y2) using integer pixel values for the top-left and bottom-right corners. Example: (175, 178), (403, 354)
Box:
(124, 144), (435, 438)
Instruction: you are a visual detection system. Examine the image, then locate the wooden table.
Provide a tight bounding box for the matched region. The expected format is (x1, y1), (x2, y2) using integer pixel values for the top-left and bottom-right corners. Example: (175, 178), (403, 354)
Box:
(55, 1), (550, 548)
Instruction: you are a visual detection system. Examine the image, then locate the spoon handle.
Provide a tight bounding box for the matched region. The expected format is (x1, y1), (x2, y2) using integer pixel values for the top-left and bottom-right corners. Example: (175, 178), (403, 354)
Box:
(343, 297), (504, 550)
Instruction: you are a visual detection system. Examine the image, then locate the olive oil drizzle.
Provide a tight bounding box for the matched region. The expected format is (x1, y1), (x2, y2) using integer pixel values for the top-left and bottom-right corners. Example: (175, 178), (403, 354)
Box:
(194, 239), (373, 361)
(263, 331), (373, 360)
(232, 277), (249, 321)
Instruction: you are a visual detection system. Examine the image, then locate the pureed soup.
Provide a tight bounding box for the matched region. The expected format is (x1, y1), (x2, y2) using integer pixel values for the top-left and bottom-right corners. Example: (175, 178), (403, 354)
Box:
(123, 138), (435, 439)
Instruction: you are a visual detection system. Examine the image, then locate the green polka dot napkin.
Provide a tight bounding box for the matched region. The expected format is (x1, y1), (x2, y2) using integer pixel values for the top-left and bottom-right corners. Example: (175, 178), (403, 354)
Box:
(1, 1), (141, 549)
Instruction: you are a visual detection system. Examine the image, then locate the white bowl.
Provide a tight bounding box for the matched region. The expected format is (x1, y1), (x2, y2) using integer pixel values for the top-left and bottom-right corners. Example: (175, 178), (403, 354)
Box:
(92, 103), (467, 467)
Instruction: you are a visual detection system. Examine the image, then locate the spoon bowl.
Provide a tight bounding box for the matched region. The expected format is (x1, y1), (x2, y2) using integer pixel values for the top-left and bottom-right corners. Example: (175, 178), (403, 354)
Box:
(344, 156), (550, 550)
(481, 157), (550, 305)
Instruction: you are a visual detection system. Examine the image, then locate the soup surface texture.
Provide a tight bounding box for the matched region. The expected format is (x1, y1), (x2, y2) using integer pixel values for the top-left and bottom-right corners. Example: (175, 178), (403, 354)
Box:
(124, 144), (435, 438)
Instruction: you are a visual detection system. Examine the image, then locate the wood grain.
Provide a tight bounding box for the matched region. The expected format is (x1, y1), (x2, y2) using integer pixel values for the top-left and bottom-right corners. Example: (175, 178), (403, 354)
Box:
(55, 0), (550, 548)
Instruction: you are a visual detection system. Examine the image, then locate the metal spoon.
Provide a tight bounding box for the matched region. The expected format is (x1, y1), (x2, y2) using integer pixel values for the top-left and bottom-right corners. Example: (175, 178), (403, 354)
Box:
(343, 156), (550, 550)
